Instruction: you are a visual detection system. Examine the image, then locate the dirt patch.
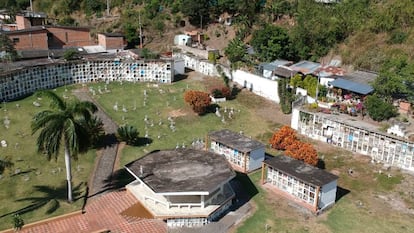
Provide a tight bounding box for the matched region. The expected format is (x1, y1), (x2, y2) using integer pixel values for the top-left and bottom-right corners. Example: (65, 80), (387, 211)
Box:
(168, 109), (188, 118)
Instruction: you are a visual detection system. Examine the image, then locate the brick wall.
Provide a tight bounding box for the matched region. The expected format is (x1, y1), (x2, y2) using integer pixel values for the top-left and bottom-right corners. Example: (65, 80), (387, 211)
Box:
(9, 30), (49, 50)
(98, 34), (125, 50)
(15, 15), (31, 30)
(47, 27), (94, 48)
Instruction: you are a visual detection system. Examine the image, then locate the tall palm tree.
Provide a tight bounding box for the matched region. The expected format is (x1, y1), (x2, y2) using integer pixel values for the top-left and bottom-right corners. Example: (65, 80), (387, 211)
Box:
(31, 91), (98, 202)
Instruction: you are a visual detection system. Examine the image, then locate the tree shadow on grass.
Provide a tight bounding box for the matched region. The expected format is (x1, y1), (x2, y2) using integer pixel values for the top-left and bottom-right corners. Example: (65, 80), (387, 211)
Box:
(132, 137), (153, 147)
(0, 182), (84, 219)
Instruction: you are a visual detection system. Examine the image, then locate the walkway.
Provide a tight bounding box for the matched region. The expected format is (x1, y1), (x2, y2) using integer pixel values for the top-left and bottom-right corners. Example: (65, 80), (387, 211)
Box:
(72, 89), (119, 196)
(15, 190), (167, 233)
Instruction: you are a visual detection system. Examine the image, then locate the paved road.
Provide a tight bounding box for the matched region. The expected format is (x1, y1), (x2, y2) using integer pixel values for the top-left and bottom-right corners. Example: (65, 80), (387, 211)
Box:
(73, 89), (119, 196)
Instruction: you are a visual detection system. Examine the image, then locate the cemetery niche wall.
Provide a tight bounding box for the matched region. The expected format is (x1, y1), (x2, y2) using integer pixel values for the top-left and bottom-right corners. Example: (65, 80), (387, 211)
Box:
(0, 58), (174, 101)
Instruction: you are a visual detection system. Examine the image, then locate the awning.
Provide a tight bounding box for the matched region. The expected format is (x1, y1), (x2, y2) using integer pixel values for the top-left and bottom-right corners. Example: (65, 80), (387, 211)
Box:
(329, 78), (374, 95)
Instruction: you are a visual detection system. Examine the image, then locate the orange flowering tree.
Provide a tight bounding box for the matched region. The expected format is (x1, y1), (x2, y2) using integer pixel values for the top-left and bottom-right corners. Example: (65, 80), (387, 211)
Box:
(269, 125), (297, 150)
(285, 141), (318, 166)
(270, 125), (318, 166)
(183, 90), (211, 115)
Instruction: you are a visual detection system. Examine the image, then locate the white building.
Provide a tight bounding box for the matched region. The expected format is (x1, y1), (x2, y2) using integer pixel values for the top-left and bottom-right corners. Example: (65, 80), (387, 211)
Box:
(261, 155), (338, 213)
(208, 129), (265, 173)
(125, 149), (236, 228)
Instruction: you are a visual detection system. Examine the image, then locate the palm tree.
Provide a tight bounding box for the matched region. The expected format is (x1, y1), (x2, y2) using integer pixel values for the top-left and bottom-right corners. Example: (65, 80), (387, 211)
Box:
(31, 91), (98, 202)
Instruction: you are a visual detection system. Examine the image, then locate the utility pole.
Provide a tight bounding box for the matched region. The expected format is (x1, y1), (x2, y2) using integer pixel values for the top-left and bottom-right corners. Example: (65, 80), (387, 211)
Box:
(106, 0), (110, 16)
(139, 12), (143, 48)
(30, 0), (33, 11)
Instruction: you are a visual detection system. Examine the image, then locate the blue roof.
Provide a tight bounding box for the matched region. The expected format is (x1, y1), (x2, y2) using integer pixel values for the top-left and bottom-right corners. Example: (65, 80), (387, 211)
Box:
(329, 78), (374, 95)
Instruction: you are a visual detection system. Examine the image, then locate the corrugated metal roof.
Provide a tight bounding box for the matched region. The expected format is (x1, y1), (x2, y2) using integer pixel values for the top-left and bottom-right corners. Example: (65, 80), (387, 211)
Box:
(329, 78), (374, 95)
(290, 60), (321, 75)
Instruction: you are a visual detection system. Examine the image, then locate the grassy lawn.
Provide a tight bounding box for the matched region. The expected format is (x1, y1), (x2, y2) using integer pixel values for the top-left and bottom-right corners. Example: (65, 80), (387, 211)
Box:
(234, 149), (414, 233)
(0, 86), (95, 230)
(87, 78), (274, 165)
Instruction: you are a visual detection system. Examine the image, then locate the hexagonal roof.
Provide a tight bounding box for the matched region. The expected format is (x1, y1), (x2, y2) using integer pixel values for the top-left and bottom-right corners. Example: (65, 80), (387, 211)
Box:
(125, 149), (236, 194)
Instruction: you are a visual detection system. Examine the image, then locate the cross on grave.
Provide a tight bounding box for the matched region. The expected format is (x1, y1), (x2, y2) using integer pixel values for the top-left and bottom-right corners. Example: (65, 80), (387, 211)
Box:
(215, 107), (221, 117)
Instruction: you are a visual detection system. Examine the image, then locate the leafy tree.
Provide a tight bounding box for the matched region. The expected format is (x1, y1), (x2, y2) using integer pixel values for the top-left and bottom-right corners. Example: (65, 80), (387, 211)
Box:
(123, 22), (141, 48)
(83, 0), (105, 16)
(302, 75), (318, 98)
(251, 25), (292, 62)
(117, 125), (139, 145)
(265, 0), (292, 22)
(289, 74), (303, 88)
(224, 37), (246, 64)
(0, 33), (18, 62)
(278, 78), (295, 114)
(179, 0), (210, 27)
(373, 56), (414, 102)
(365, 94), (398, 122)
(269, 125), (297, 150)
(80, 116), (104, 147)
(31, 91), (98, 202)
(183, 90), (211, 115)
(285, 141), (318, 166)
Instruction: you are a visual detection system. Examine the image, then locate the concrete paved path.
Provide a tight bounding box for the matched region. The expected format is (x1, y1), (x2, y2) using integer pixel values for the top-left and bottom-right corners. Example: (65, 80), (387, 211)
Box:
(72, 89), (119, 196)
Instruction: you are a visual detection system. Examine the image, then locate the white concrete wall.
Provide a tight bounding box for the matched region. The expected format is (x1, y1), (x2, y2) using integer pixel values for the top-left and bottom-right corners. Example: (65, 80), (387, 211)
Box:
(174, 59), (185, 75)
(248, 147), (265, 172)
(232, 70), (280, 103)
(173, 52), (280, 103)
(291, 108), (300, 130)
(319, 180), (337, 210)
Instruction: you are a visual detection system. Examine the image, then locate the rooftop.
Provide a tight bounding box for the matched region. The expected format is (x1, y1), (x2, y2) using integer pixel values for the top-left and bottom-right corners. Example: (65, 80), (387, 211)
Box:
(274, 66), (297, 78)
(125, 149), (236, 194)
(264, 155), (338, 187)
(208, 129), (265, 153)
(260, 59), (292, 71)
(290, 60), (321, 75)
(329, 70), (377, 95)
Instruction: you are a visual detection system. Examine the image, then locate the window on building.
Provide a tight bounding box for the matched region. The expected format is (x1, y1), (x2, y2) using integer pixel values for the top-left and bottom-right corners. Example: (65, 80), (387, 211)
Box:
(12, 38), (20, 43)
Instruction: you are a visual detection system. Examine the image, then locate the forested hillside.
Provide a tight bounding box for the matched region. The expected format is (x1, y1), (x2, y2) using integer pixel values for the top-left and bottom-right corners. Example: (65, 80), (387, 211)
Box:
(2, 0), (414, 72)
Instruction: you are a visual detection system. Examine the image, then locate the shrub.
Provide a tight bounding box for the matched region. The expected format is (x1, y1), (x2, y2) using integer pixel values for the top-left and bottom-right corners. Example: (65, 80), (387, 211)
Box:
(184, 90), (211, 115)
(117, 125), (139, 145)
(365, 95), (397, 121)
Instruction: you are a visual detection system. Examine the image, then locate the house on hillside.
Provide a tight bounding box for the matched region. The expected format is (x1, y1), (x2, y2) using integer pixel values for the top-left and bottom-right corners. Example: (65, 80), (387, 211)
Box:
(97, 33), (126, 50)
(258, 59), (293, 80)
(328, 70), (377, 97)
(5, 25), (93, 51)
(125, 149), (236, 227)
(290, 60), (321, 76)
(261, 155), (338, 213)
(208, 129), (265, 173)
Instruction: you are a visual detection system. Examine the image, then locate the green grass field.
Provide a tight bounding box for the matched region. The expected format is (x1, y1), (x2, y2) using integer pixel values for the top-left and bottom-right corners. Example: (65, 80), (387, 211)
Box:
(0, 86), (95, 230)
(1, 76), (413, 232)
